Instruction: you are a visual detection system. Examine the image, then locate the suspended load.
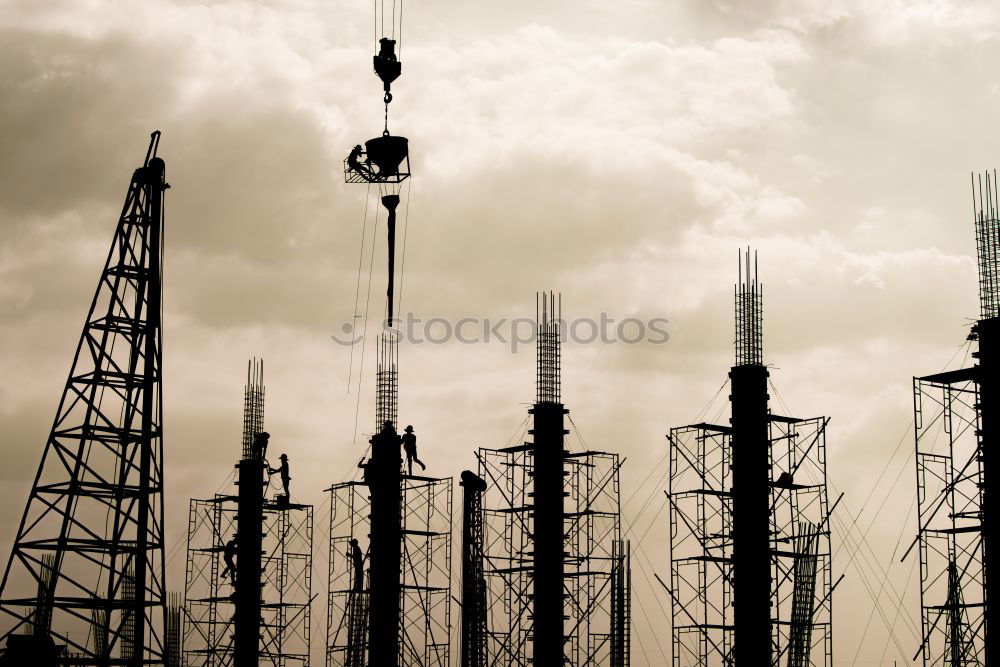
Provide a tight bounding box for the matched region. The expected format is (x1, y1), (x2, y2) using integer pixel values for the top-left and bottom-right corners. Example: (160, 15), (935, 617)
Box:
(344, 10), (410, 185)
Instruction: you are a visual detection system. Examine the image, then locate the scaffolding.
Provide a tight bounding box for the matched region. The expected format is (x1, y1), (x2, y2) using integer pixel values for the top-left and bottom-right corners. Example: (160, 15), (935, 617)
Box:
(182, 494), (313, 666)
(668, 254), (833, 667)
(325, 475), (452, 667)
(913, 370), (986, 665)
(667, 416), (833, 666)
(911, 171), (1000, 666)
(475, 293), (627, 666)
(477, 444), (625, 666)
(183, 361), (313, 667)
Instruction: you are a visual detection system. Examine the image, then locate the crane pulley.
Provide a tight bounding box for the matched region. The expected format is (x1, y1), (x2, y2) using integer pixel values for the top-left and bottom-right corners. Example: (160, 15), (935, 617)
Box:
(374, 37), (401, 105)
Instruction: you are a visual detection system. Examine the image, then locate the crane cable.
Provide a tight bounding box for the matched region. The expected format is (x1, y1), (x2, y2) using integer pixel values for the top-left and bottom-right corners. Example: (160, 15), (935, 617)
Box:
(351, 196), (381, 445)
(347, 182), (373, 394)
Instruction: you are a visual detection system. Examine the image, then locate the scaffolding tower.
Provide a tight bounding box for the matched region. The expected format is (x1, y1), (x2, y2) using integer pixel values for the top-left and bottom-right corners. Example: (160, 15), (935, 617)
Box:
(325, 470), (452, 667)
(667, 252), (834, 667)
(326, 324), (450, 667)
(183, 360), (313, 667)
(0, 133), (168, 666)
(476, 293), (629, 666)
(911, 171), (1000, 666)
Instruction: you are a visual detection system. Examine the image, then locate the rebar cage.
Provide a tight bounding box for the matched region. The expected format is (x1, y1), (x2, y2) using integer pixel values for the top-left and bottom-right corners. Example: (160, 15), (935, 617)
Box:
(735, 249), (763, 367)
(325, 476), (452, 667)
(914, 371), (985, 665)
(183, 494), (314, 666)
(974, 171), (1000, 320)
(667, 416), (833, 667)
(477, 444), (625, 666)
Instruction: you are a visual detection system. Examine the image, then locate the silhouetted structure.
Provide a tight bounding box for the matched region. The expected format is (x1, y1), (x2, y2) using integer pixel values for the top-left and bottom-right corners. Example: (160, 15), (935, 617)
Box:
(376, 334), (399, 436)
(910, 173), (1000, 665)
(328, 2), (452, 663)
(667, 251), (834, 666)
(0, 133), (168, 665)
(325, 457), (452, 667)
(327, 362), (452, 667)
(165, 593), (182, 667)
(610, 540), (632, 667)
(326, 238), (454, 661)
(183, 360), (313, 667)
(344, 0), (410, 330)
(477, 293), (629, 666)
(460, 471), (488, 667)
(367, 419), (403, 666)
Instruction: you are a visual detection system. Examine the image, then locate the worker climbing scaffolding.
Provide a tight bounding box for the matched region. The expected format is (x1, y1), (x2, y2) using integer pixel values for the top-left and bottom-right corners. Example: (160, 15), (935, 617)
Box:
(221, 535), (238, 587)
(347, 539), (366, 592)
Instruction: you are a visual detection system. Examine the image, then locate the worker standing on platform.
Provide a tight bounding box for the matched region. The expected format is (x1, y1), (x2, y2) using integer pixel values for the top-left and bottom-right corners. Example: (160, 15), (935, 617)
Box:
(347, 538), (366, 591)
(269, 453), (291, 497)
(401, 425), (425, 475)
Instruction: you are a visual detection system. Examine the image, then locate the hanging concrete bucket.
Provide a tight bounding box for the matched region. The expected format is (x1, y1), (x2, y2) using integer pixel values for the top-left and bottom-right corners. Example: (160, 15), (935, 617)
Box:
(365, 134), (409, 180)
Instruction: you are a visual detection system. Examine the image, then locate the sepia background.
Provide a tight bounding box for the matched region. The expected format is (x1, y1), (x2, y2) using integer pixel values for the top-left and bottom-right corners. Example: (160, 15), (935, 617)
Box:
(2, 0), (999, 663)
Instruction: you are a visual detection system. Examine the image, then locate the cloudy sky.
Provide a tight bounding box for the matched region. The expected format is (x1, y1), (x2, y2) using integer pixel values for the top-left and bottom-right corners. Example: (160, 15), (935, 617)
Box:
(2, 0), (999, 663)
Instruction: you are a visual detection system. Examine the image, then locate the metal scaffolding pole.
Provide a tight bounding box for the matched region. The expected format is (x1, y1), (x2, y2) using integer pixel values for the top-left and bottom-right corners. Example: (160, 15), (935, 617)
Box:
(460, 471), (488, 667)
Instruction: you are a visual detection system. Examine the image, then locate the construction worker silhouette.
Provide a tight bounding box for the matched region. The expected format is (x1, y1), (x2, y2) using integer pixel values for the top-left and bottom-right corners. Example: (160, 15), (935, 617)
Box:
(358, 456), (374, 487)
(221, 534), (238, 586)
(347, 145), (376, 180)
(253, 431), (270, 461)
(402, 425), (425, 475)
(347, 538), (365, 592)
(269, 453), (291, 497)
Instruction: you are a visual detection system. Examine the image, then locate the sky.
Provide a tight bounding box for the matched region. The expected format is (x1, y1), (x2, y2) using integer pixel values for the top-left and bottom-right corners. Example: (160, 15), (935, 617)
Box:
(1, 0), (999, 664)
